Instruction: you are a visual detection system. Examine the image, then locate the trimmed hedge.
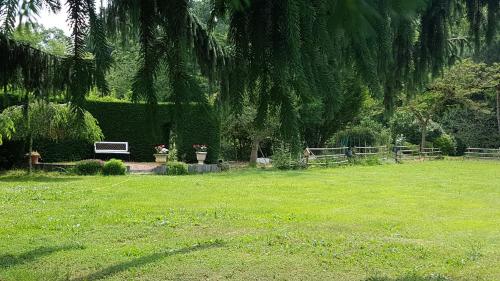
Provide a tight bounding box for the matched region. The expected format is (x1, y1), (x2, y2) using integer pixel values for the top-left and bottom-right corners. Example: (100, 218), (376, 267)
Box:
(85, 101), (219, 163)
(0, 96), (220, 164)
(166, 161), (188, 175)
(74, 159), (104, 175)
(34, 139), (94, 163)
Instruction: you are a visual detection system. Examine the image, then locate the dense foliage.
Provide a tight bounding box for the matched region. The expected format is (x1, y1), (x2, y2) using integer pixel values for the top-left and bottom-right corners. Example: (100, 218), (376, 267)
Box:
(166, 161), (189, 175)
(0, 98), (219, 165)
(86, 100), (220, 163)
(329, 120), (392, 148)
(1, 0), (499, 162)
(0, 114), (14, 145)
(102, 158), (127, 175)
(74, 159), (104, 175)
(0, 101), (103, 142)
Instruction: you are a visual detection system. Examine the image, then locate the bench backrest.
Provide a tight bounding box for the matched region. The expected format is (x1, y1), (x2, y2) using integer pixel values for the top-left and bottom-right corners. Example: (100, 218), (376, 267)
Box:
(94, 142), (129, 153)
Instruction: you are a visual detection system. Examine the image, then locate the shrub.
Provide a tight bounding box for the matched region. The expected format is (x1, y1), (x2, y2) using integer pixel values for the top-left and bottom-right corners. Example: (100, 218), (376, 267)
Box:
(433, 134), (457, 156)
(439, 106), (500, 154)
(74, 159), (104, 175)
(272, 144), (305, 170)
(217, 160), (230, 172)
(102, 159), (127, 175)
(272, 144), (292, 170)
(360, 156), (383, 166)
(168, 147), (178, 162)
(167, 161), (188, 175)
(329, 119), (392, 147)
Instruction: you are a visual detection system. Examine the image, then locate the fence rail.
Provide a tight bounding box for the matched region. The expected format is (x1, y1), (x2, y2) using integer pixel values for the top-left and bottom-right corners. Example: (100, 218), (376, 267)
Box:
(305, 146), (388, 166)
(305, 147), (348, 166)
(420, 147), (442, 159)
(393, 146), (419, 161)
(465, 148), (500, 160)
(305, 145), (445, 166)
(354, 146), (388, 158)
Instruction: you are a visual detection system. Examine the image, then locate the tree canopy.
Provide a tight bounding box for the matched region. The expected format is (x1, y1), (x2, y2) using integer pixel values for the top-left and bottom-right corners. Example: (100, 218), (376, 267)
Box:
(0, 101), (103, 142)
(1, 0), (499, 146)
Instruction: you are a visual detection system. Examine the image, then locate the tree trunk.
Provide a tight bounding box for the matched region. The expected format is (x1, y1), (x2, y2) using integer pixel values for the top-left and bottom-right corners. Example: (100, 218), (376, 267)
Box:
(496, 87), (500, 134)
(249, 137), (261, 166)
(420, 123), (427, 152)
(28, 133), (33, 174)
(26, 101), (33, 174)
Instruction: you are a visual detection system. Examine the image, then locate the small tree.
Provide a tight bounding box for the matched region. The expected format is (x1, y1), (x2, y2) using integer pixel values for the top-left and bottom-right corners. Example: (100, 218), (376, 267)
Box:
(407, 93), (441, 151)
(407, 60), (499, 151)
(221, 103), (279, 166)
(0, 101), (104, 172)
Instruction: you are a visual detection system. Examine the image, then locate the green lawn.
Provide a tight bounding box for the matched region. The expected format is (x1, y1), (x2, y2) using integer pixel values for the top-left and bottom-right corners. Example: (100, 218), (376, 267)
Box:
(0, 160), (499, 281)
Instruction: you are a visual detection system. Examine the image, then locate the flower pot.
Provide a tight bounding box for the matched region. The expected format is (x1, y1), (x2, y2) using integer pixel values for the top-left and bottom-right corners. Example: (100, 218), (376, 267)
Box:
(31, 154), (40, 164)
(154, 153), (168, 163)
(196, 152), (207, 165)
(26, 152), (41, 165)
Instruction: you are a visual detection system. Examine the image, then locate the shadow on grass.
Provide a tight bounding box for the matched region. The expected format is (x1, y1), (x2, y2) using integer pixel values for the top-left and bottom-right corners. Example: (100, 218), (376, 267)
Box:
(0, 172), (81, 183)
(365, 274), (452, 281)
(71, 240), (224, 281)
(0, 245), (83, 268)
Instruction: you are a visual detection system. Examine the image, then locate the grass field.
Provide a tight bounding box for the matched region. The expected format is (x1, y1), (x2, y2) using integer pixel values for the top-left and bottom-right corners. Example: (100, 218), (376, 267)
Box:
(0, 160), (499, 281)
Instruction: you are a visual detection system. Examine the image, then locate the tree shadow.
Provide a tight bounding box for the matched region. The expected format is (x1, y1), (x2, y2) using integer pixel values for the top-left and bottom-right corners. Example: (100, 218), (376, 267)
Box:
(365, 273), (453, 281)
(0, 173), (82, 183)
(0, 245), (83, 268)
(71, 240), (224, 281)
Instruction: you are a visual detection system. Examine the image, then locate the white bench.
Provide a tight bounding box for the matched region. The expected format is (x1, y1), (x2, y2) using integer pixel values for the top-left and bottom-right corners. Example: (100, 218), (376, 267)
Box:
(94, 142), (130, 159)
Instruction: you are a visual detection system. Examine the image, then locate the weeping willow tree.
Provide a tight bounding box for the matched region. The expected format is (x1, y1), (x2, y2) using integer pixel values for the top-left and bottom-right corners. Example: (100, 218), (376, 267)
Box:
(102, 0), (498, 145)
(1, 0), (111, 171)
(1, 0), (499, 150)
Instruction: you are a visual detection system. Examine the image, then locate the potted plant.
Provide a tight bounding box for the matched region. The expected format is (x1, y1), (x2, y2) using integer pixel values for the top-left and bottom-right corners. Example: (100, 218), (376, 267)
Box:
(26, 151), (41, 164)
(153, 144), (169, 163)
(193, 144), (208, 164)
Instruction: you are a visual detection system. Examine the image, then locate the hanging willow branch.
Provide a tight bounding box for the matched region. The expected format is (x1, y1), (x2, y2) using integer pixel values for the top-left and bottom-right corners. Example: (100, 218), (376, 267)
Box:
(0, 33), (67, 95)
(2, 0), (499, 141)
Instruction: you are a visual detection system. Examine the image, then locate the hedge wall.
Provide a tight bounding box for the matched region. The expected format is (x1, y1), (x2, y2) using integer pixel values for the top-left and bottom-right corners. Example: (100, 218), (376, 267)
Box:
(0, 97), (220, 165)
(85, 101), (220, 163)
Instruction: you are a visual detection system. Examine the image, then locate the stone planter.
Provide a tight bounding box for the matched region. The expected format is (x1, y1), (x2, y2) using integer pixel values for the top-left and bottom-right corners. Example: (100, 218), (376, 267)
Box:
(31, 154), (41, 164)
(154, 153), (168, 163)
(27, 152), (41, 164)
(196, 152), (207, 165)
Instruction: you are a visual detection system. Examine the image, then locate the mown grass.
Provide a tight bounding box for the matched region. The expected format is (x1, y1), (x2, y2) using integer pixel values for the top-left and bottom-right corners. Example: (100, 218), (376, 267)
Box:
(0, 160), (499, 281)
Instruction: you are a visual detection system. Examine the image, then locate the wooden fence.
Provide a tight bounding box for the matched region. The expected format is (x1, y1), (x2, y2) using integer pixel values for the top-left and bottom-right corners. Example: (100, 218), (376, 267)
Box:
(420, 147), (442, 159)
(304, 147), (349, 166)
(305, 146), (445, 166)
(305, 146), (388, 166)
(354, 146), (388, 158)
(393, 146), (418, 161)
(465, 148), (500, 160)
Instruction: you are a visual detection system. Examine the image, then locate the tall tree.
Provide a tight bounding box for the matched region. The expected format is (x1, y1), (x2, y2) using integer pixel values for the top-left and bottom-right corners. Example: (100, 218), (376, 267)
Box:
(2, 0), (499, 150)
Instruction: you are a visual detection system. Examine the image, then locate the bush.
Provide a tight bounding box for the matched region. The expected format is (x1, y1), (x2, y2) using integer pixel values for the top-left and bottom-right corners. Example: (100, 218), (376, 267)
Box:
(102, 159), (127, 175)
(439, 106), (500, 154)
(272, 144), (305, 170)
(272, 144), (292, 170)
(167, 161), (188, 175)
(359, 156), (383, 166)
(328, 119), (392, 147)
(74, 159), (104, 175)
(217, 160), (230, 172)
(168, 147), (178, 162)
(433, 134), (457, 156)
